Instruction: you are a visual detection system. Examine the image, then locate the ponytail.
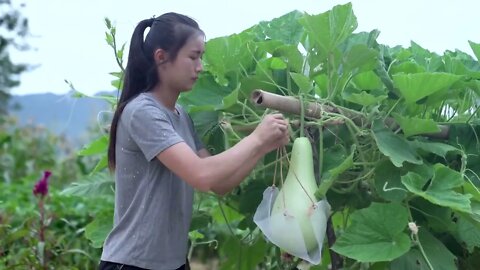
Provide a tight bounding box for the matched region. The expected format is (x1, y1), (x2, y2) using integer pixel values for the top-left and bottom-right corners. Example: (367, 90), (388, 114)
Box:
(108, 18), (154, 171)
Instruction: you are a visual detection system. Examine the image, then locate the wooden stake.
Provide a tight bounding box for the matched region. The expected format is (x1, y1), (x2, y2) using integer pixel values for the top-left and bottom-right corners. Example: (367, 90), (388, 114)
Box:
(250, 89), (450, 139)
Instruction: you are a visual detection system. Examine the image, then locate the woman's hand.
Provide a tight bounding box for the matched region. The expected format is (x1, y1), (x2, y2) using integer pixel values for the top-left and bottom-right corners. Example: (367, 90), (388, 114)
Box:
(251, 113), (290, 154)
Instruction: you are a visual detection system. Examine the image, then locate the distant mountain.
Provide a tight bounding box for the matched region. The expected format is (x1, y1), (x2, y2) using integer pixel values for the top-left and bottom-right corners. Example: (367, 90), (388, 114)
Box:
(8, 92), (113, 146)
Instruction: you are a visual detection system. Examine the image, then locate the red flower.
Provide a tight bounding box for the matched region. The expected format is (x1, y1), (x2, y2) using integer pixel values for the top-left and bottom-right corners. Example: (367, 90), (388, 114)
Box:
(33, 171), (51, 197)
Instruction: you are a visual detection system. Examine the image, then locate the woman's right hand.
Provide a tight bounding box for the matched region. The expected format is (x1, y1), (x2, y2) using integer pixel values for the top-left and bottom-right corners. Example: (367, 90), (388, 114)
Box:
(251, 113), (290, 154)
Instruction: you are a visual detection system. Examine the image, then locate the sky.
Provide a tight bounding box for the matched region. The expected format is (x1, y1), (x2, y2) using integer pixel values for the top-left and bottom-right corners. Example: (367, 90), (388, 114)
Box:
(9, 0), (480, 96)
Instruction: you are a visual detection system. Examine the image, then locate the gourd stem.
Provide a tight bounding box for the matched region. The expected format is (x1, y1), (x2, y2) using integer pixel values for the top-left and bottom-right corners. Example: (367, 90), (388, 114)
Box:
(272, 149), (280, 187)
(299, 94), (305, 138)
(406, 202), (434, 270)
(280, 147), (286, 209)
(217, 198), (236, 237)
(318, 125), (324, 183)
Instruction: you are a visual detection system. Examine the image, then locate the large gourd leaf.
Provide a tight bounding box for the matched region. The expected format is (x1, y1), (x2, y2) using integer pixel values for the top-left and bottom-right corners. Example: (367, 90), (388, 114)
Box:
(85, 210), (113, 248)
(372, 123), (423, 167)
(299, 3), (357, 55)
(418, 229), (457, 270)
(401, 163), (472, 213)
(343, 90), (387, 106)
(391, 249), (429, 270)
(410, 139), (461, 158)
(179, 73), (232, 111)
(332, 202), (411, 262)
(392, 72), (462, 103)
(392, 113), (440, 137)
(352, 71), (383, 90)
(204, 33), (256, 85)
(343, 44), (378, 73)
(374, 160), (408, 202)
(455, 216), (480, 252)
(468, 40), (480, 61)
(249, 10), (305, 45)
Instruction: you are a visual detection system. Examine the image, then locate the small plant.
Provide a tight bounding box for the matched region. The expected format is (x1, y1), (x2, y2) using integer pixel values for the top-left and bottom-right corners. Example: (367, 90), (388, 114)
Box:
(32, 170), (52, 269)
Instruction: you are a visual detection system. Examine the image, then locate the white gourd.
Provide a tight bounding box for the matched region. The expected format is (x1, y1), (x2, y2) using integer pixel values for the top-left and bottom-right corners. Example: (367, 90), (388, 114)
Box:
(271, 137), (319, 251)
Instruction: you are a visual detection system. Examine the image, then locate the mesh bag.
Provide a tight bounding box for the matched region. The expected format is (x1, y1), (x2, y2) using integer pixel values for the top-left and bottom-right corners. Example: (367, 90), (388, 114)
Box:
(254, 186), (330, 265)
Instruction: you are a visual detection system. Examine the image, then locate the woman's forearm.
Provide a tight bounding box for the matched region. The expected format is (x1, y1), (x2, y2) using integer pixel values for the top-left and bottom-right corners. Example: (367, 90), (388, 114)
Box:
(199, 134), (266, 192)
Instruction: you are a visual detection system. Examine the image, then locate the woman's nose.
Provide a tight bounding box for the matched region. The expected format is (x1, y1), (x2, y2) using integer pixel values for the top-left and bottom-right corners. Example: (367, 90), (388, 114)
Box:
(196, 60), (203, 73)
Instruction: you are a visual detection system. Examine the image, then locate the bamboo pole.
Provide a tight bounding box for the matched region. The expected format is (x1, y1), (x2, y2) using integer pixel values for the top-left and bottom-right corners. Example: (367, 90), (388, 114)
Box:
(250, 89), (450, 139)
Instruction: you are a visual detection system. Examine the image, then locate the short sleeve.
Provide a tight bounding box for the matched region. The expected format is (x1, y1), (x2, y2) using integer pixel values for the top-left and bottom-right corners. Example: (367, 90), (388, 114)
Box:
(128, 104), (184, 161)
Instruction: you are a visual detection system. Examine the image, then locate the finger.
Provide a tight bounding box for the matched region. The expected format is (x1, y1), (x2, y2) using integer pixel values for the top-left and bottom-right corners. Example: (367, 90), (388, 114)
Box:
(269, 113), (285, 120)
(277, 124), (288, 132)
(274, 119), (288, 127)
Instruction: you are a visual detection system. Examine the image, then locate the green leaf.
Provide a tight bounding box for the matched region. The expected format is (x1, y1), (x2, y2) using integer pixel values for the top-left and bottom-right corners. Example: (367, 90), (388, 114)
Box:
(188, 230), (205, 241)
(343, 90), (386, 106)
(412, 199), (456, 233)
(343, 44), (378, 72)
(392, 113), (441, 137)
(374, 160), (408, 202)
(390, 61), (426, 74)
(85, 211), (113, 248)
(78, 135), (108, 156)
(270, 57), (287, 70)
(352, 71), (383, 90)
(273, 45), (304, 72)
(204, 34), (255, 84)
(249, 10), (305, 45)
(332, 202), (411, 262)
(290, 72), (313, 93)
(300, 3), (357, 54)
(238, 180), (268, 214)
(190, 211), (212, 231)
(455, 216), (480, 252)
(418, 228), (457, 270)
(372, 123), (423, 167)
(391, 248), (429, 270)
(61, 172), (113, 197)
(6, 228), (30, 243)
(220, 236), (268, 270)
(316, 145), (354, 198)
(392, 72), (462, 103)
(71, 89), (118, 105)
(92, 154), (108, 174)
(104, 17), (112, 29)
(314, 74), (329, 98)
(401, 163), (472, 213)
(469, 40), (480, 61)
(220, 88), (239, 110)
(105, 32), (113, 46)
(180, 73), (232, 110)
(410, 140), (461, 158)
(212, 202), (243, 225)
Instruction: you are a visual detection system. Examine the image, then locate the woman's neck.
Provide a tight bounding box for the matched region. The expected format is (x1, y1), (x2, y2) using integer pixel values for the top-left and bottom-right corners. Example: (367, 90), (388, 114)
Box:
(150, 85), (179, 112)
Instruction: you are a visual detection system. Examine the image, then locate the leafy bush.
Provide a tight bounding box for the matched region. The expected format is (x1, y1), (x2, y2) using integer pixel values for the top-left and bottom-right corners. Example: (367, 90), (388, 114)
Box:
(0, 116), (113, 268)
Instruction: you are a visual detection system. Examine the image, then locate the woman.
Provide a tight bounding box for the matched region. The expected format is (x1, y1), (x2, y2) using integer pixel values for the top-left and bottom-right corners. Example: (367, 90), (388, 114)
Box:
(99, 12), (289, 270)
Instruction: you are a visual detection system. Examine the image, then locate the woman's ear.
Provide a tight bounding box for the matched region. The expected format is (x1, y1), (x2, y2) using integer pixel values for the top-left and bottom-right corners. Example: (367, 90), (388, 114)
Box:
(153, 48), (168, 65)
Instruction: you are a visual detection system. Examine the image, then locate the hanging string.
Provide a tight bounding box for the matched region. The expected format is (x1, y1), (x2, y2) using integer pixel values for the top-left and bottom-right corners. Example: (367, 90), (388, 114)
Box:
(280, 146), (287, 210)
(272, 148), (280, 187)
(282, 146), (316, 206)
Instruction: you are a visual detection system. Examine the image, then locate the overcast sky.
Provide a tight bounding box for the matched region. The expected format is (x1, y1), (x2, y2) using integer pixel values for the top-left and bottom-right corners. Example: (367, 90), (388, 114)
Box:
(10, 0), (480, 96)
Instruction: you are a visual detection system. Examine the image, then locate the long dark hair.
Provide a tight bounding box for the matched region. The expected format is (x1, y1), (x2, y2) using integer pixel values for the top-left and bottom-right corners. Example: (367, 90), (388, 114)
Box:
(108, 13), (203, 170)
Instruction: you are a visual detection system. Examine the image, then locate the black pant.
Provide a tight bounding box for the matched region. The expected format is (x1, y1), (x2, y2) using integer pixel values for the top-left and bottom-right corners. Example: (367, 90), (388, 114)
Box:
(98, 260), (188, 270)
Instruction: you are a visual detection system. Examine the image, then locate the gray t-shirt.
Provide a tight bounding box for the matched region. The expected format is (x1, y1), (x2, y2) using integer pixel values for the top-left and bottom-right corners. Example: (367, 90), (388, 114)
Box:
(101, 92), (204, 270)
